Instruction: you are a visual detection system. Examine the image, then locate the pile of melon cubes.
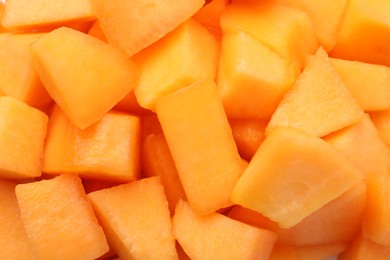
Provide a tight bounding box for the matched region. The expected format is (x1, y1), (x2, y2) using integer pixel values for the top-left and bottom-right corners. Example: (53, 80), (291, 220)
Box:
(1, 0), (390, 259)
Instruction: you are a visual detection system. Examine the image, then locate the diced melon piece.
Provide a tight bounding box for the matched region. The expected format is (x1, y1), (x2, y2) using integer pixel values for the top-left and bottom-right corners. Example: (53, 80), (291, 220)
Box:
(90, 0), (205, 57)
(324, 114), (390, 177)
(173, 200), (277, 260)
(114, 90), (151, 116)
(88, 20), (107, 42)
(275, 0), (349, 51)
(0, 96), (48, 179)
(228, 118), (267, 161)
(217, 30), (295, 119)
(330, 58), (390, 111)
(331, 0), (390, 67)
(133, 18), (218, 111)
(0, 179), (34, 259)
(232, 126), (363, 228)
(339, 233), (390, 260)
(193, 0), (228, 38)
(88, 177), (178, 260)
(155, 80), (243, 215)
(15, 174), (109, 260)
(30, 26), (139, 129)
(1, 0), (94, 31)
(43, 106), (141, 183)
(221, 0), (318, 76)
(267, 47), (364, 137)
(370, 110), (390, 146)
(269, 246), (300, 260)
(142, 134), (187, 214)
(270, 244), (346, 260)
(140, 114), (163, 141)
(0, 33), (52, 108)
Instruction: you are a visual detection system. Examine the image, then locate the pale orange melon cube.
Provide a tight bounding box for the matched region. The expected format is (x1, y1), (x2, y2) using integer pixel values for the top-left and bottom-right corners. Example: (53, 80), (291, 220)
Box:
(339, 233), (390, 260)
(0, 96), (48, 179)
(15, 174), (109, 260)
(88, 177), (178, 260)
(0, 179), (34, 259)
(173, 200), (277, 260)
(133, 18), (218, 111)
(43, 106), (141, 183)
(30, 26), (139, 129)
(232, 126), (363, 228)
(90, 0), (205, 57)
(155, 80), (243, 215)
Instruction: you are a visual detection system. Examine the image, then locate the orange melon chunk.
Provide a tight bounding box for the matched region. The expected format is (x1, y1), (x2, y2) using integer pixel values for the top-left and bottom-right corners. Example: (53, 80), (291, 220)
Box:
(133, 18), (218, 111)
(88, 177), (178, 260)
(173, 200), (277, 260)
(30, 26), (139, 129)
(0, 3), (5, 32)
(270, 244), (346, 260)
(217, 30), (295, 119)
(90, 0), (205, 57)
(88, 20), (107, 43)
(0, 179), (34, 259)
(43, 106), (141, 183)
(193, 0), (228, 38)
(339, 233), (390, 260)
(370, 110), (390, 146)
(0, 33), (52, 108)
(267, 47), (364, 137)
(232, 126), (363, 228)
(15, 174), (109, 260)
(155, 80), (243, 215)
(1, 0), (94, 31)
(0, 96), (48, 179)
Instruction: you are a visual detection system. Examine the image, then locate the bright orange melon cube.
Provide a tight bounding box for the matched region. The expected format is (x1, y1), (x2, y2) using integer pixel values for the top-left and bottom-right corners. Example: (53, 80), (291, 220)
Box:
(0, 179), (34, 259)
(15, 174), (109, 260)
(370, 110), (390, 146)
(90, 0), (205, 57)
(193, 0), (228, 38)
(30, 26), (139, 129)
(133, 18), (218, 111)
(155, 80), (243, 215)
(339, 233), (390, 260)
(43, 106), (141, 183)
(0, 96), (48, 179)
(88, 177), (178, 260)
(173, 200), (277, 260)
(88, 20), (107, 43)
(232, 126), (363, 228)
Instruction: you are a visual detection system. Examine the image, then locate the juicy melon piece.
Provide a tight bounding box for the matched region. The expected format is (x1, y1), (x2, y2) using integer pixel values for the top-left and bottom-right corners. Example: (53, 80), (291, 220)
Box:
(30, 26), (139, 129)
(0, 96), (48, 179)
(270, 244), (346, 260)
(1, 0), (94, 31)
(43, 106), (141, 183)
(331, 0), (390, 67)
(217, 30), (295, 119)
(370, 110), (390, 146)
(15, 174), (109, 260)
(90, 0), (205, 57)
(324, 114), (390, 177)
(133, 18), (218, 111)
(173, 200), (277, 260)
(155, 80), (243, 215)
(267, 47), (364, 137)
(339, 233), (390, 260)
(193, 0), (228, 38)
(232, 126), (363, 228)
(0, 179), (34, 259)
(88, 177), (178, 260)
(88, 20), (107, 42)
(0, 33), (52, 108)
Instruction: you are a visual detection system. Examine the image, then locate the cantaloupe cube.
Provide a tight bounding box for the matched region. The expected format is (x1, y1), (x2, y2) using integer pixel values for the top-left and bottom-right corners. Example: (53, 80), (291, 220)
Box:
(220, 0), (318, 76)
(0, 179), (34, 259)
(114, 90), (151, 116)
(232, 126), (363, 228)
(275, 0), (349, 51)
(269, 245), (300, 260)
(0, 96), (48, 179)
(331, 0), (390, 67)
(267, 48), (364, 137)
(270, 244), (346, 260)
(90, 0), (205, 57)
(88, 20), (107, 42)
(43, 106), (140, 183)
(0, 33), (52, 108)
(217, 30), (295, 119)
(1, 0), (94, 31)
(173, 200), (277, 260)
(324, 114), (390, 177)
(140, 114), (163, 142)
(142, 134), (187, 214)
(133, 18), (218, 111)
(88, 177), (178, 260)
(15, 174), (109, 260)
(370, 110), (390, 146)
(228, 118), (267, 161)
(330, 58), (390, 111)
(193, 0), (228, 38)
(155, 80), (243, 215)
(30, 27), (139, 129)
(339, 233), (390, 260)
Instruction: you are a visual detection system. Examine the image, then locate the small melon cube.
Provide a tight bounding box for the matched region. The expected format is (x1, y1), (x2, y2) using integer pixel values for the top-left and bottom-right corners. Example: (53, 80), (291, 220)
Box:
(339, 233), (390, 260)
(370, 110), (390, 146)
